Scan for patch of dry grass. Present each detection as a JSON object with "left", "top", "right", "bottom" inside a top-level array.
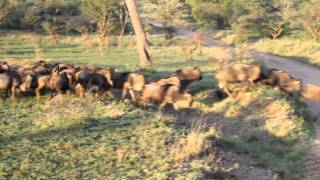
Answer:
[{"left": 170, "top": 117, "right": 221, "bottom": 162}]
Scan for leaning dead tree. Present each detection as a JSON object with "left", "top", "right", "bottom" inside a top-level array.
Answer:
[{"left": 125, "top": 0, "right": 152, "bottom": 68}]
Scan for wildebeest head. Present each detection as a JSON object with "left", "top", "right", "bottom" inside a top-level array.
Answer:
[
  {"left": 99, "top": 68, "right": 114, "bottom": 86},
  {"left": 129, "top": 73, "right": 145, "bottom": 92},
  {"left": 0, "top": 61, "right": 9, "bottom": 72},
  {"left": 283, "top": 77, "right": 302, "bottom": 93},
  {"left": 52, "top": 67, "right": 60, "bottom": 76},
  {"left": 174, "top": 66, "right": 202, "bottom": 81}
]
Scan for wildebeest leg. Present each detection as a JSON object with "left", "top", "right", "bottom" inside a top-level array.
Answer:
[
  {"left": 222, "top": 86, "right": 232, "bottom": 97},
  {"left": 218, "top": 82, "right": 233, "bottom": 97},
  {"left": 5, "top": 88, "right": 10, "bottom": 98},
  {"left": 138, "top": 94, "right": 148, "bottom": 107},
  {"left": 104, "top": 90, "right": 114, "bottom": 98},
  {"left": 10, "top": 87, "right": 16, "bottom": 100},
  {"left": 75, "top": 83, "right": 85, "bottom": 97},
  {"left": 247, "top": 80, "right": 255, "bottom": 90},
  {"left": 128, "top": 89, "right": 136, "bottom": 102},
  {"left": 121, "top": 88, "right": 128, "bottom": 99},
  {"left": 158, "top": 102, "right": 166, "bottom": 113},
  {"left": 35, "top": 88, "right": 41, "bottom": 99}
]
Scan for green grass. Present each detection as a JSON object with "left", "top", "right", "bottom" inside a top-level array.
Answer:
[{"left": 0, "top": 31, "right": 314, "bottom": 179}]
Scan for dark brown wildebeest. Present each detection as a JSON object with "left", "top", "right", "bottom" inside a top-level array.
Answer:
[
  {"left": 52, "top": 63, "right": 77, "bottom": 91},
  {"left": 49, "top": 67, "right": 70, "bottom": 96},
  {"left": 75, "top": 68, "right": 114, "bottom": 97},
  {"left": 261, "top": 69, "right": 301, "bottom": 93},
  {"left": 111, "top": 72, "right": 145, "bottom": 102},
  {"left": 215, "top": 64, "right": 262, "bottom": 96},
  {"left": 139, "top": 83, "right": 192, "bottom": 110}
]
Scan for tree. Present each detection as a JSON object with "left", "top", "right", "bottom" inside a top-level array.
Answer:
[
  {"left": 141, "top": 0, "right": 190, "bottom": 26},
  {"left": 125, "top": 0, "right": 152, "bottom": 68},
  {"left": 0, "top": 0, "right": 11, "bottom": 23},
  {"left": 0, "top": 0, "right": 24, "bottom": 28},
  {"left": 290, "top": 0, "right": 320, "bottom": 41},
  {"left": 187, "top": 0, "right": 234, "bottom": 29},
  {"left": 81, "top": 0, "right": 120, "bottom": 47},
  {"left": 231, "top": 0, "right": 280, "bottom": 42},
  {"left": 265, "top": 0, "right": 303, "bottom": 39},
  {"left": 115, "top": 1, "right": 130, "bottom": 47}
]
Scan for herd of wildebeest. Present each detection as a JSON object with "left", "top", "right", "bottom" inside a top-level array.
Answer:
[{"left": 0, "top": 60, "right": 320, "bottom": 110}]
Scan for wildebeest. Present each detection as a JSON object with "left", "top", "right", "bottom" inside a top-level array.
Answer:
[
  {"left": 49, "top": 68, "right": 70, "bottom": 95},
  {"left": 215, "top": 64, "right": 262, "bottom": 96},
  {"left": 139, "top": 83, "right": 193, "bottom": 110},
  {"left": 161, "top": 85, "right": 193, "bottom": 110},
  {"left": 261, "top": 69, "right": 301, "bottom": 93},
  {"left": 156, "top": 66, "right": 202, "bottom": 93},
  {"left": 111, "top": 72, "right": 145, "bottom": 102},
  {"left": 75, "top": 68, "right": 114, "bottom": 97},
  {"left": 18, "top": 60, "right": 52, "bottom": 75},
  {"left": 33, "top": 75, "right": 51, "bottom": 98},
  {"left": 18, "top": 73, "right": 38, "bottom": 93},
  {"left": 174, "top": 66, "right": 202, "bottom": 81},
  {"left": 0, "top": 70, "right": 38, "bottom": 99},
  {"left": 53, "top": 63, "right": 77, "bottom": 90},
  {"left": 0, "top": 71, "right": 21, "bottom": 98},
  {"left": 20, "top": 66, "right": 70, "bottom": 98},
  {"left": 300, "top": 84, "right": 320, "bottom": 101}
]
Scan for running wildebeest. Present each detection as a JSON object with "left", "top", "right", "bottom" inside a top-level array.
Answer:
[
  {"left": 75, "top": 68, "right": 114, "bottom": 97},
  {"left": 111, "top": 71, "right": 145, "bottom": 102},
  {"left": 215, "top": 64, "right": 262, "bottom": 96},
  {"left": 300, "top": 84, "right": 320, "bottom": 101},
  {"left": 139, "top": 83, "right": 193, "bottom": 110},
  {"left": 261, "top": 69, "right": 301, "bottom": 93},
  {"left": 156, "top": 66, "right": 202, "bottom": 93}
]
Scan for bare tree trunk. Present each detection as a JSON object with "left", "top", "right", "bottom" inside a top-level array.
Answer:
[{"left": 125, "top": 0, "right": 152, "bottom": 68}]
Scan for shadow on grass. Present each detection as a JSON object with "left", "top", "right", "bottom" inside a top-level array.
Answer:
[
  {"left": 162, "top": 92, "right": 313, "bottom": 179},
  {"left": 0, "top": 115, "right": 143, "bottom": 147}
]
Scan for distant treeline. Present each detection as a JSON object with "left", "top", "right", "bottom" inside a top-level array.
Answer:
[
  {"left": 0, "top": 0, "right": 130, "bottom": 36},
  {"left": 187, "top": 0, "right": 320, "bottom": 42},
  {"left": 0, "top": 0, "right": 319, "bottom": 42}
]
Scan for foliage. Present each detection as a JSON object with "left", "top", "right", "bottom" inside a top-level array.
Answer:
[
  {"left": 289, "top": 0, "right": 320, "bottom": 41},
  {"left": 187, "top": 0, "right": 234, "bottom": 29},
  {"left": 141, "top": 0, "right": 191, "bottom": 26}
]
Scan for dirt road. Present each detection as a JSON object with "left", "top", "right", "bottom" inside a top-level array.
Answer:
[{"left": 175, "top": 28, "right": 320, "bottom": 179}]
